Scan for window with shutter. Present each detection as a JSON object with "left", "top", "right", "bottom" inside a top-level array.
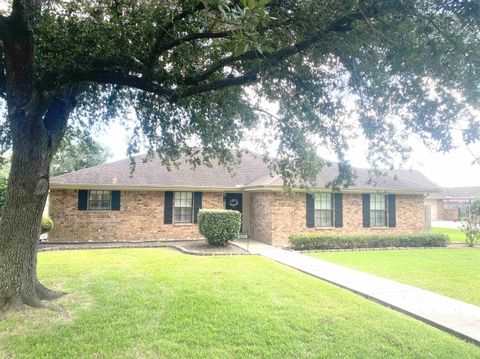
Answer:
[
  {"left": 174, "top": 192, "right": 193, "bottom": 223},
  {"left": 370, "top": 194, "right": 387, "bottom": 227},
  {"left": 314, "top": 193, "right": 333, "bottom": 227},
  {"left": 88, "top": 190, "right": 111, "bottom": 210}
]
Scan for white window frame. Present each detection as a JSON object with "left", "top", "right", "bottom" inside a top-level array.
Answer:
[
  {"left": 314, "top": 193, "right": 334, "bottom": 227},
  {"left": 173, "top": 192, "right": 194, "bottom": 224},
  {"left": 370, "top": 194, "right": 387, "bottom": 227}
]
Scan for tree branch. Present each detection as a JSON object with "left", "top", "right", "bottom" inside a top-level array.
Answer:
[
  {"left": 177, "top": 72, "right": 258, "bottom": 98},
  {"left": 183, "top": 50, "right": 261, "bottom": 85},
  {"left": 43, "top": 86, "right": 83, "bottom": 153},
  {"left": 69, "top": 70, "right": 173, "bottom": 97},
  {"left": 157, "top": 31, "right": 230, "bottom": 54},
  {"left": 3, "top": 0, "right": 40, "bottom": 108},
  {"left": 146, "top": 2, "right": 206, "bottom": 70},
  {"left": 183, "top": 6, "right": 386, "bottom": 86},
  {"left": 54, "top": 3, "right": 398, "bottom": 102}
]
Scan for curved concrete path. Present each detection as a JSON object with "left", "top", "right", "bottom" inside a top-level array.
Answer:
[{"left": 234, "top": 239, "right": 480, "bottom": 345}]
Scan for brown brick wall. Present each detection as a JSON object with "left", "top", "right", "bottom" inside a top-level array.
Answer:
[
  {"left": 50, "top": 189, "right": 426, "bottom": 246},
  {"left": 249, "top": 192, "right": 274, "bottom": 244},
  {"left": 48, "top": 190, "right": 224, "bottom": 242},
  {"left": 249, "top": 192, "right": 426, "bottom": 247},
  {"left": 436, "top": 199, "right": 460, "bottom": 221}
]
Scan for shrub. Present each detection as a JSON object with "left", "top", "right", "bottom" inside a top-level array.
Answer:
[
  {"left": 198, "top": 209, "right": 241, "bottom": 246},
  {"left": 460, "top": 200, "right": 480, "bottom": 247},
  {"left": 41, "top": 216, "right": 54, "bottom": 234},
  {"left": 289, "top": 232, "right": 449, "bottom": 251}
]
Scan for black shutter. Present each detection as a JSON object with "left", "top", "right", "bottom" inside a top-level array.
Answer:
[
  {"left": 306, "top": 193, "right": 315, "bottom": 228},
  {"left": 111, "top": 191, "right": 121, "bottom": 211},
  {"left": 78, "top": 190, "right": 88, "bottom": 211},
  {"left": 193, "top": 192, "right": 202, "bottom": 223},
  {"left": 164, "top": 191, "right": 173, "bottom": 224},
  {"left": 334, "top": 193, "right": 343, "bottom": 228},
  {"left": 388, "top": 194, "right": 396, "bottom": 227},
  {"left": 362, "top": 194, "right": 370, "bottom": 228}
]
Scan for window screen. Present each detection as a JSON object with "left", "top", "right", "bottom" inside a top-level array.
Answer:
[
  {"left": 174, "top": 192, "right": 193, "bottom": 223},
  {"left": 314, "top": 193, "right": 333, "bottom": 227},
  {"left": 88, "top": 190, "right": 111, "bottom": 210}
]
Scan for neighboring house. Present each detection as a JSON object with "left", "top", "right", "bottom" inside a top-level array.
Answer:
[
  {"left": 49, "top": 153, "right": 437, "bottom": 247},
  {"left": 425, "top": 187, "right": 480, "bottom": 221}
]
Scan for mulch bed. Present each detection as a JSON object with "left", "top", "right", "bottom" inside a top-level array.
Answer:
[{"left": 39, "top": 240, "right": 249, "bottom": 256}]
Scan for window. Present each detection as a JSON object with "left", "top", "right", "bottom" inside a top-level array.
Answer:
[
  {"left": 314, "top": 193, "right": 333, "bottom": 227},
  {"left": 443, "top": 200, "right": 458, "bottom": 210},
  {"left": 88, "top": 190, "right": 111, "bottom": 210},
  {"left": 370, "top": 194, "right": 387, "bottom": 227},
  {"left": 444, "top": 200, "right": 471, "bottom": 216},
  {"left": 174, "top": 192, "right": 193, "bottom": 223}
]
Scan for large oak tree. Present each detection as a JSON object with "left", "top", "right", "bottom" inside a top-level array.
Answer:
[{"left": 0, "top": 0, "right": 479, "bottom": 309}]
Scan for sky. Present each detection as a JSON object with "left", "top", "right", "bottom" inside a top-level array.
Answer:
[{"left": 97, "top": 119, "right": 480, "bottom": 188}]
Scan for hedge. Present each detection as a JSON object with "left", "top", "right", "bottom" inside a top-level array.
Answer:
[
  {"left": 198, "top": 209, "right": 242, "bottom": 246},
  {"left": 289, "top": 232, "right": 449, "bottom": 251}
]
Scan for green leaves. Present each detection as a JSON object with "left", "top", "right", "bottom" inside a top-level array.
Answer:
[
  {"left": 198, "top": 209, "right": 242, "bottom": 245},
  {"left": 460, "top": 199, "right": 480, "bottom": 247},
  {"left": 289, "top": 233, "right": 449, "bottom": 251},
  {"left": 2, "top": 0, "right": 480, "bottom": 188},
  {"left": 51, "top": 129, "right": 112, "bottom": 176}
]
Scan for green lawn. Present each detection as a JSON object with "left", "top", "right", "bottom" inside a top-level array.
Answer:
[
  {"left": 431, "top": 227, "right": 465, "bottom": 243},
  {"left": 1, "top": 249, "right": 479, "bottom": 358},
  {"left": 310, "top": 249, "right": 480, "bottom": 306}
]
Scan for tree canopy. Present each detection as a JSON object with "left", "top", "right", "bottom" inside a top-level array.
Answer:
[
  {"left": 0, "top": 0, "right": 479, "bottom": 187},
  {"left": 50, "top": 130, "right": 111, "bottom": 176}
]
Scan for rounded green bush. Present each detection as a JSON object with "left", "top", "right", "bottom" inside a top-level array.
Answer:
[
  {"left": 41, "top": 216, "right": 54, "bottom": 234},
  {"left": 198, "top": 209, "right": 241, "bottom": 246}
]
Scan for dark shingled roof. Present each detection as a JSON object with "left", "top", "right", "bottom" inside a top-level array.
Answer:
[
  {"left": 50, "top": 153, "right": 438, "bottom": 193},
  {"left": 426, "top": 186, "right": 480, "bottom": 199}
]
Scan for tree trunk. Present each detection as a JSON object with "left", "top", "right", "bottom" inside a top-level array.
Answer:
[
  {"left": 0, "top": 109, "right": 64, "bottom": 310},
  {"left": 0, "top": 0, "right": 70, "bottom": 310}
]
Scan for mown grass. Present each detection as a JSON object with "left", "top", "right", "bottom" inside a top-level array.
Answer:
[
  {"left": 310, "top": 248, "right": 480, "bottom": 306},
  {"left": 431, "top": 227, "right": 465, "bottom": 243},
  {"left": 1, "top": 248, "right": 479, "bottom": 358}
]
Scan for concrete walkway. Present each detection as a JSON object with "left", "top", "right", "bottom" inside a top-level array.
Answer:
[{"left": 234, "top": 239, "right": 480, "bottom": 345}]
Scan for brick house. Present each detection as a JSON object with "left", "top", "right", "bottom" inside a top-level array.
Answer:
[
  {"left": 49, "top": 153, "right": 437, "bottom": 247},
  {"left": 425, "top": 187, "right": 480, "bottom": 221}
]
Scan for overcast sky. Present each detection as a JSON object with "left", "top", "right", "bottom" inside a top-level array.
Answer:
[{"left": 97, "top": 119, "right": 480, "bottom": 188}]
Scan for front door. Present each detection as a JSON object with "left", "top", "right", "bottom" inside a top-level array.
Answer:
[
  {"left": 225, "top": 193, "right": 243, "bottom": 231},
  {"left": 225, "top": 193, "right": 243, "bottom": 213}
]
